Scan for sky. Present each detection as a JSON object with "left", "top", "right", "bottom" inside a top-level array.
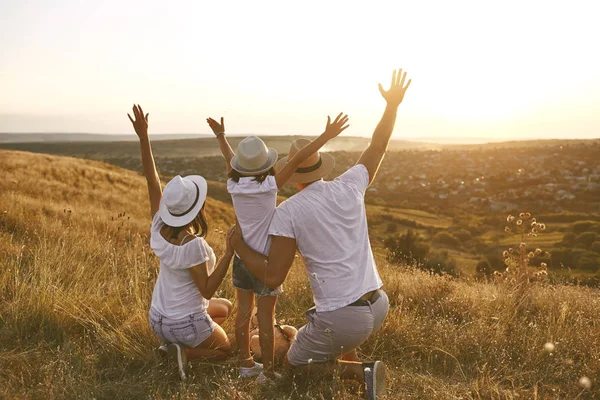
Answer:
[{"left": 1, "top": 0, "right": 599, "bottom": 140}]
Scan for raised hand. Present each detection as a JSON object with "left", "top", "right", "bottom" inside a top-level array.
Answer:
[
  {"left": 127, "top": 104, "right": 149, "bottom": 139},
  {"left": 322, "top": 112, "right": 350, "bottom": 140},
  {"left": 206, "top": 117, "right": 225, "bottom": 136},
  {"left": 378, "top": 69, "right": 411, "bottom": 107}
]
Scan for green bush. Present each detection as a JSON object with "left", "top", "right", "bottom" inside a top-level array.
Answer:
[
  {"left": 453, "top": 229, "right": 472, "bottom": 242},
  {"left": 591, "top": 241, "right": 600, "bottom": 254},
  {"left": 385, "top": 230, "right": 430, "bottom": 264},
  {"left": 424, "top": 251, "right": 458, "bottom": 277},
  {"left": 570, "top": 221, "right": 600, "bottom": 234},
  {"left": 432, "top": 232, "right": 461, "bottom": 248},
  {"left": 576, "top": 232, "right": 597, "bottom": 249}
]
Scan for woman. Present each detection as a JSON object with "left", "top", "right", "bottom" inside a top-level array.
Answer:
[{"left": 128, "top": 104, "right": 233, "bottom": 381}]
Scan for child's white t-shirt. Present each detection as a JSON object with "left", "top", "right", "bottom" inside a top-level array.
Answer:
[
  {"left": 227, "top": 175, "right": 278, "bottom": 256},
  {"left": 149, "top": 213, "right": 216, "bottom": 319}
]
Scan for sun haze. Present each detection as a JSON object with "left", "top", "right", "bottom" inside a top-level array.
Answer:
[{"left": 1, "top": 0, "right": 599, "bottom": 140}]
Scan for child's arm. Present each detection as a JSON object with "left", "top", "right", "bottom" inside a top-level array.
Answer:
[
  {"left": 128, "top": 104, "right": 162, "bottom": 217},
  {"left": 275, "top": 113, "right": 349, "bottom": 189},
  {"left": 207, "top": 117, "right": 234, "bottom": 173}
]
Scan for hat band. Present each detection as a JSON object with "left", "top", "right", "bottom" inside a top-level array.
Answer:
[
  {"left": 237, "top": 156, "right": 274, "bottom": 173},
  {"left": 169, "top": 182, "right": 200, "bottom": 217},
  {"left": 295, "top": 157, "right": 322, "bottom": 173}
]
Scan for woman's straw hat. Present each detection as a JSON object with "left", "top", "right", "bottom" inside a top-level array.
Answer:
[
  {"left": 275, "top": 139, "right": 335, "bottom": 183},
  {"left": 159, "top": 175, "right": 207, "bottom": 227},
  {"left": 230, "top": 136, "right": 278, "bottom": 175}
]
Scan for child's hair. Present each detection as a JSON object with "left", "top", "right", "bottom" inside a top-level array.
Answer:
[
  {"left": 228, "top": 167, "right": 275, "bottom": 183},
  {"left": 165, "top": 205, "right": 208, "bottom": 240}
]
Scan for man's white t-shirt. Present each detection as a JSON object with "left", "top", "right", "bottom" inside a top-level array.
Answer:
[
  {"left": 268, "top": 164, "right": 383, "bottom": 312},
  {"left": 149, "top": 213, "right": 215, "bottom": 319},
  {"left": 228, "top": 175, "right": 278, "bottom": 256}
]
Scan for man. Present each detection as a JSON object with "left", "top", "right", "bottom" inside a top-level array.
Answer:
[{"left": 231, "top": 69, "right": 411, "bottom": 399}]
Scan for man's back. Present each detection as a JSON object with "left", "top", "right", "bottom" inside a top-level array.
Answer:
[{"left": 269, "top": 164, "right": 382, "bottom": 312}]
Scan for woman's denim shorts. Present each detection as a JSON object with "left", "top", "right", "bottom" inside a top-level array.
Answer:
[
  {"left": 232, "top": 256, "right": 283, "bottom": 297},
  {"left": 149, "top": 308, "right": 216, "bottom": 348}
]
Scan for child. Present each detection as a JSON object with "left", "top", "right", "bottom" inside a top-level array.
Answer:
[{"left": 206, "top": 113, "right": 349, "bottom": 382}]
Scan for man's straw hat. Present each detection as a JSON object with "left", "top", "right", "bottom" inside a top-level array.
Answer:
[{"left": 275, "top": 139, "right": 335, "bottom": 183}]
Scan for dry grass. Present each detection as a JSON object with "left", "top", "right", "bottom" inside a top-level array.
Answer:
[{"left": 1, "top": 149, "right": 599, "bottom": 399}]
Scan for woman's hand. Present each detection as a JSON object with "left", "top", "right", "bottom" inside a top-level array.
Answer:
[
  {"left": 228, "top": 222, "right": 244, "bottom": 251},
  {"left": 321, "top": 112, "right": 350, "bottom": 140},
  {"left": 378, "top": 69, "right": 411, "bottom": 108},
  {"left": 207, "top": 117, "right": 225, "bottom": 136},
  {"left": 127, "top": 104, "right": 149, "bottom": 139}
]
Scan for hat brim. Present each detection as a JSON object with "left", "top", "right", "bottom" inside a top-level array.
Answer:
[
  {"left": 159, "top": 175, "right": 208, "bottom": 227},
  {"left": 230, "top": 147, "right": 278, "bottom": 175},
  {"left": 274, "top": 152, "right": 335, "bottom": 184}
]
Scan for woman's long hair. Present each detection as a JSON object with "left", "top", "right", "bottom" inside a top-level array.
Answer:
[
  {"left": 164, "top": 205, "right": 208, "bottom": 241},
  {"left": 228, "top": 167, "right": 275, "bottom": 183}
]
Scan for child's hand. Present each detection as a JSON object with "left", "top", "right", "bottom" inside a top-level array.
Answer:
[
  {"left": 321, "top": 113, "right": 350, "bottom": 140},
  {"left": 127, "top": 104, "right": 149, "bottom": 139},
  {"left": 207, "top": 117, "right": 225, "bottom": 136}
]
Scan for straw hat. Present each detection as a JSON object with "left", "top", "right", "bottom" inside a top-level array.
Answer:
[
  {"left": 230, "top": 136, "right": 278, "bottom": 175},
  {"left": 275, "top": 139, "right": 335, "bottom": 183},
  {"left": 159, "top": 175, "right": 208, "bottom": 227}
]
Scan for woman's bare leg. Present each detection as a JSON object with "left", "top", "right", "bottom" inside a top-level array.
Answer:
[
  {"left": 207, "top": 297, "right": 233, "bottom": 326},
  {"left": 184, "top": 324, "right": 232, "bottom": 361},
  {"left": 235, "top": 289, "right": 255, "bottom": 368},
  {"left": 257, "top": 295, "right": 277, "bottom": 376}
]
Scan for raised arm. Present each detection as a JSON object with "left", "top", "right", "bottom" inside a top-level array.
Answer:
[
  {"left": 128, "top": 104, "right": 162, "bottom": 217},
  {"left": 189, "top": 227, "right": 235, "bottom": 299},
  {"left": 357, "top": 69, "right": 411, "bottom": 185},
  {"left": 207, "top": 117, "right": 235, "bottom": 173},
  {"left": 275, "top": 113, "right": 349, "bottom": 188},
  {"left": 230, "top": 225, "right": 296, "bottom": 289}
]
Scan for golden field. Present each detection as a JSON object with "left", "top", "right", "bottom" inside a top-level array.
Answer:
[{"left": 1, "top": 149, "right": 599, "bottom": 399}]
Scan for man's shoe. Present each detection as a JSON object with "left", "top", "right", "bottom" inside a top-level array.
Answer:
[
  {"left": 363, "top": 361, "right": 386, "bottom": 400},
  {"left": 239, "top": 361, "right": 264, "bottom": 378},
  {"left": 167, "top": 343, "right": 187, "bottom": 381}
]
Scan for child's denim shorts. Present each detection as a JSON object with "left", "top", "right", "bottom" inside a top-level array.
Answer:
[
  {"left": 149, "top": 308, "right": 216, "bottom": 348},
  {"left": 232, "top": 256, "right": 283, "bottom": 297}
]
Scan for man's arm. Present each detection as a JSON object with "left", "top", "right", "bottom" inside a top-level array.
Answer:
[
  {"left": 207, "top": 117, "right": 235, "bottom": 173},
  {"left": 128, "top": 104, "right": 162, "bottom": 217},
  {"left": 275, "top": 113, "right": 349, "bottom": 188},
  {"left": 357, "top": 69, "right": 411, "bottom": 185},
  {"left": 230, "top": 226, "right": 296, "bottom": 289}
]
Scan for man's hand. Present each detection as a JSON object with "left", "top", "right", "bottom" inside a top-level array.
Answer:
[
  {"left": 321, "top": 112, "right": 350, "bottom": 140},
  {"left": 207, "top": 117, "right": 225, "bottom": 136},
  {"left": 228, "top": 222, "right": 243, "bottom": 250},
  {"left": 378, "top": 69, "right": 411, "bottom": 108},
  {"left": 127, "top": 104, "right": 149, "bottom": 138},
  {"left": 225, "top": 225, "right": 236, "bottom": 256}
]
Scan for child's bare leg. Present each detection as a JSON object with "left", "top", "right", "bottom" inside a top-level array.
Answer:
[
  {"left": 235, "top": 289, "right": 255, "bottom": 367},
  {"left": 207, "top": 298, "right": 233, "bottom": 326},
  {"left": 257, "top": 295, "right": 277, "bottom": 376}
]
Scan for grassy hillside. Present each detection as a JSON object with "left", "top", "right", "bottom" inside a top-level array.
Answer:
[{"left": 1, "top": 150, "right": 599, "bottom": 399}]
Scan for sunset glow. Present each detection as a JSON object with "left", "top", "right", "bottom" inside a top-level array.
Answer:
[{"left": 1, "top": 0, "right": 599, "bottom": 140}]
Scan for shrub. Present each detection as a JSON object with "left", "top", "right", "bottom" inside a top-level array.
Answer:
[
  {"left": 432, "top": 232, "right": 461, "bottom": 248},
  {"left": 424, "top": 251, "right": 458, "bottom": 276},
  {"left": 570, "top": 220, "right": 599, "bottom": 234},
  {"left": 385, "top": 230, "right": 430, "bottom": 264},
  {"left": 475, "top": 260, "right": 493, "bottom": 278},
  {"left": 575, "top": 232, "right": 597, "bottom": 249},
  {"left": 386, "top": 222, "right": 397, "bottom": 233},
  {"left": 591, "top": 241, "right": 600, "bottom": 254},
  {"left": 453, "top": 229, "right": 472, "bottom": 242}
]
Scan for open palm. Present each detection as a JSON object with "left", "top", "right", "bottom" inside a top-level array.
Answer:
[
  {"left": 127, "top": 104, "right": 149, "bottom": 138},
  {"left": 379, "top": 69, "right": 411, "bottom": 107},
  {"left": 322, "top": 112, "right": 350, "bottom": 140}
]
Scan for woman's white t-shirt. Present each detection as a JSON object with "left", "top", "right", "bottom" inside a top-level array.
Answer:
[
  {"left": 227, "top": 175, "right": 278, "bottom": 256},
  {"left": 149, "top": 213, "right": 216, "bottom": 319}
]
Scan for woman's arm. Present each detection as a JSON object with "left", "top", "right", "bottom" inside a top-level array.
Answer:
[
  {"left": 128, "top": 104, "right": 162, "bottom": 217},
  {"left": 207, "top": 117, "right": 234, "bottom": 173},
  {"left": 189, "top": 228, "right": 236, "bottom": 299},
  {"left": 274, "top": 113, "right": 349, "bottom": 188}
]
